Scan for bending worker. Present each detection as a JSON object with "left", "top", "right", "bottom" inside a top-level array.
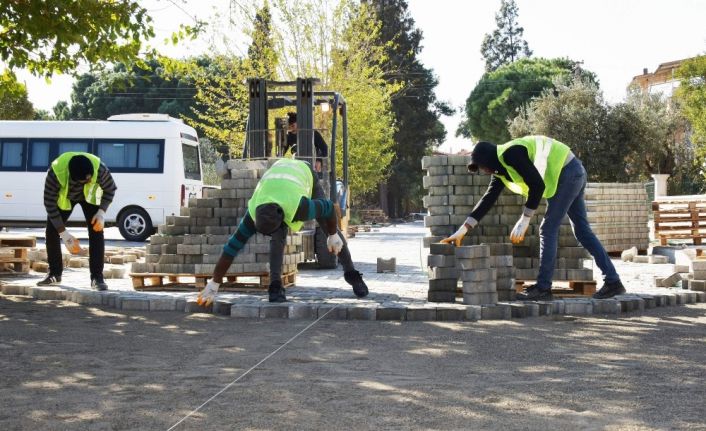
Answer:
[
  {"left": 198, "top": 158, "right": 368, "bottom": 305},
  {"left": 38, "top": 152, "right": 117, "bottom": 290},
  {"left": 441, "top": 136, "right": 625, "bottom": 301}
]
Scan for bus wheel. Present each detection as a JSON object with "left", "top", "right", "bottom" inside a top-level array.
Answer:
[{"left": 118, "top": 207, "right": 153, "bottom": 242}]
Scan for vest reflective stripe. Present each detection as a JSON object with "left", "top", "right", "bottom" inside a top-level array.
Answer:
[
  {"left": 496, "top": 136, "right": 571, "bottom": 199},
  {"left": 51, "top": 152, "right": 102, "bottom": 210},
  {"left": 247, "top": 159, "right": 313, "bottom": 232}
]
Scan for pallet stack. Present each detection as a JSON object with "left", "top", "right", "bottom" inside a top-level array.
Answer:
[
  {"left": 0, "top": 235, "right": 34, "bottom": 274},
  {"left": 586, "top": 183, "right": 650, "bottom": 252},
  {"left": 427, "top": 243, "right": 458, "bottom": 303},
  {"left": 456, "top": 245, "right": 497, "bottom": 305},
  {"left": 131, "top": 159, "right": 305, "bottom": 288}
]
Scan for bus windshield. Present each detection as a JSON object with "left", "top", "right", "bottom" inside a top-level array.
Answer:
[{"left": 182, "top": 143, "right": 201, "bottom": 180}]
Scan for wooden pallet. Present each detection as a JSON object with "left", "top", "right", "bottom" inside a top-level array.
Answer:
[
  {"left": 0, "top": 235, "right": 36, "bottom": 248},
  {"left": 0, "top": 247, "right": 30, "bottom": 274},
  {"left": 130, "top": 271, "right": 296, "bottom": 292},
  {"left": 652, "top": 200, "right": 706, "bottom": 245},
  {"left": 515, "top": 280, "right": 597, "bottom": 297}
]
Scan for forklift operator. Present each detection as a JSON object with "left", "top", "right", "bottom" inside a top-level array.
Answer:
[{"left": 283, "top": 112, "right": 328, "bottom": 172}]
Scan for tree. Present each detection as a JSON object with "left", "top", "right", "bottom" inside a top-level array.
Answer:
[
  {"left": 0, "top": 70, "right": 34, "bottom": 119},
  {"left": 246, "top": 0, "right": 278, "bottom": 79},
  {"left": 371, "top": 0, "right": 451, "bottom": 217},
  {"left": 0, "top": 0, "right": 155, "bottom": 76},
  {"left": 480, "top": 0, "right": 532, "bottom": 72},
  {"left": 675, "top": 55, "right": 706, "bottom": 158},
  {"left": 458, "top": 57, "right": 596, "bottom": 144}
]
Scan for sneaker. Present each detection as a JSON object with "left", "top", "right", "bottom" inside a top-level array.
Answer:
[
  {"left": 268, "top": 280, "right": 287, "bottom": 303},
  {"left": 37, "top": 274, "right": 61, "bottom": 286},
  {"left": 344, "top": 270, "right": 369, "bottom": 298},
  {"left": 91, "top": 276, "right": 108, "bottom": 291},
  {"left": 516, "top": 284, "right": 553, "bottom": 301},
  {"left": 593, "top": 280, "right": 626, "bottom": 299}
]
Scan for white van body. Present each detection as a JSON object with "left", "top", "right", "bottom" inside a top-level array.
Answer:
[{"left": 0, "top": 114, "right": 203, "bottom": 241}]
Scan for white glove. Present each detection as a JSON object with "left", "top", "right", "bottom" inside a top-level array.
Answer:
[
  {"left": 59, "top": 230, "right": 81, "bottom": 254},
  {"left": 197, "top": 279, "right": 220, "bottom": 307},
  {"left": 327, "top": 233, "right": 343, "bottom": 254},
  {"left": 441, "top": 224, "right": 469, "bottom": 247},
  {"left": 91, "top": 209, "right": 106, "bottom": 232},
  {"left": 510, "top": 215, "right": 531, "bottom": 244}
]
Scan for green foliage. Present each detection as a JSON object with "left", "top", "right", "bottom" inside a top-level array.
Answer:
[
  {"left": 0, "top": 0, "right": 155, "bottom": 76},
  {"left": 371, "top": 0, "right": 450, "bottom": 217},
  {"left": 458, "top": 57, "right": 595, "bottom": 145},
  {"left": 508, "top": 79, "right": 692, "bottom": 185},
  {"left": 675, "top": 55, "right": 706, "bottom": 158},
  {"left": 480, "top": 0, "right": 532, "bottom": 72},
  {"left": 0, "top": 70, "right": 34, "bottom": 119}
]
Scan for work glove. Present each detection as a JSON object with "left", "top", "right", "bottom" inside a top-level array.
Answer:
[
  {"left": 327, "top": 233, "right": 343, "bottom": 254},
  {"left": 91, "top": 209, "right": 106, "bottom": 232},
  {"left": 510, "top": 215, "right": 531, "bottom": 244},
  {"left": 197, "top": 279, "right": 220, "bottom": 307},
  {"left": 59, "top": 230, "right": 81, "bottom": 254},
  {"left": 440, "top": 224, "right": 469, "bottom": 247}
]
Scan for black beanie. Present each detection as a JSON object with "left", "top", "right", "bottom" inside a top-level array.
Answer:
[
  {"left": 468, "top": 141, "right": 502, "bottom": 174},
  {"left": 255, "top": 203, "right": 284, "bottom": 235},
  {"left": 68, "top": 155, "right": 93, "bottom": 181}
]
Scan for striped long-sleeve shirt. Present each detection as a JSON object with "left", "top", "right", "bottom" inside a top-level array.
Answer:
[
  {"left": 223, "top": 197, "right": 335, "bottom": 257},
  {"left": 44, "top": 162, "right": 118, "bottom": 231}
]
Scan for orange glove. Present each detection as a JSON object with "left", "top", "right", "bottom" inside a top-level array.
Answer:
[
  {"left": 91, "top": 209, "right": 106, "bottom": 232},
  {"left": 440, "top": 224, "right": 469, "bottom": 247}
]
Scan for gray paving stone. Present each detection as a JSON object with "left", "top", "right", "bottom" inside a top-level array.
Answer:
[
  {"left": 615, "top": 296, "right": 644, "bottom": 312},
  {"left": 550, "top": 300, "right": 566, "bottom": 315},
  {"left": 30, "top": 286, "right": 65, "bottom": 301},
  {"left": 120, "top": 297, "right": 151, "bottom": 311},
  {"left": 405, "top": 305, "right": 437, "bottom": 321},
  {"left": 288, "top": 303, "right": 317, "bottom": 319},
  {"left": 535, "top": 301, "right": 554, "bottom": 316},
  {"left": 591, "top": 299, "right": 621, "bottom": 315},
  {"left": 74, "top": 290, "right": 103, "bottom": 305},
  {"left": 694, "top": 291, "right": 706, "bottom": 302},
  {"left": 664, "top": 293, "right": 677, "bottom": 306},
  {"left": 652, "top": 294, "right": 668, "bottom": 307},
  {"left": 481, "top": 304, "right": 511, "bottom": 320},
  {"left": 146, "top": 297, "right": 176, "bottom": 312},
  {"left": 436, "top": 305, "right": 466, "bottom": 321},
  {"left": 637, "top": 294, "right": 656, "bottom": 309},
  {"left": 213, "top": 300, "right": 233, "bottom": 315},
  {"left": 464, "top": 305, "right": 482, "bottom": 321},
  {"left": 564, "top": 299, "right": 593, "bottom": 315},
  {"left": 230, "top": 304, "right": 261, "bottom": 318},
  {"left": 317, "top": 304, "right": 348, "bottom": 320},
  {"left": 184, "top": 299, "right": 212, "bottom": 314},
  {"left": 260, "top": 303, "right": 289, "bottom": 319},
  {"left": 101, "top": 292, "right": 119, "bottom": 308},
  {"left": 1, "top": 284, "right": 26, "bottom": 295},
  {"left": 347, "top": 305, "right": 377, "bottom": 320},
  {"left": 376, "top": 304, "right": 406, "bottom": 321},
  {"left": 462, "top": 292, "right": 498, "bottom": 305},
  {"left": 175, "top": 298, "right": 187, "bottom": 312},
  {"left": 427, "top": 290, "right": 456, "bottom": 303},
  {"left": 510, "top": 303, "right": 530, "bottom": 318}
]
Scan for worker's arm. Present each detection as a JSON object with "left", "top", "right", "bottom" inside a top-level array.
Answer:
[
  {"left": 293, "top": 197, "right": 337, "bottom": 235},
  {"left": 212, "top": 213, "right": 257, "bottom": 283},
  {"left": 43, "top": 170, "right": 66, "bottom": 233},
  {"left": 502, "top": 145, "right": 545, "bottom": 217},
  {"left": 96, "top": 163, "right": 117, "bottom": 212},
  {"left": 467, "top": 176, "right": 505, "bottom": 227},
  {"left": 314, "top": 131, "right": 329, "bottom": 157}
]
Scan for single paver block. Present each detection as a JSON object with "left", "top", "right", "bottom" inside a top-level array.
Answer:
[
  {"left": 230, "top": 304, "right": 261, "bottom": 318},
  {"left": 149, "top": 297, "right": 177, "bottom": 312},
  {"left": 637, "top": 294, "right": 656, "bottom": 309},
  {"left": 481, "top": 304, "right": 511, "bottom": 320},
  {"left": 213, "top": 300, "right": 233, "bottom": 316},
  {"left": 288, "top": 303, "right": 317, "bottom": 319},
  {"left": 376, "top": 257, "right": 397, "bottom": 273},
  {"left": 591, "top": 299, "right": 621, "bottom": 315},
  {"left": 101, "top": 292, "right": 119, "bottom": 308},
  {"left": 30, "top": 287, "right": 65, "bottom": 301},
  {"left": 454, "top": 245, "right": 490, "bottom": 259},
  {"left": 695, "top": 291, "right": 706, "bottom": 302},
  {"left": 427, "top": 290, "right": 456, "bottom": 303},
  {"left": 74, "top": 290, "right": 103, "bottom": 305},
  {"left": 660, "top": 273, "right": 683, "bottom": 287},
  {"left": 459, "top": 269, "right": 496, "bottom": 282},
  {"left": 436, "top": 306, "right": 465, "bottom": 321},
  {"left": 260, "top": 303, "right": 289, "bottom": 319},
  {"left": 347, "top": 305, "right": 377, "bottom": 320},
  {"left": 564, "top": 299, "right": 593, "bottom": 315},
  {"left": 317, "top": 304, "right": 348, "bottom": 319},
  {"left": 550, "top": 300, "right": 566, "bottom": 315},
  {"left": 535, "top": 301, "right": 554, "bottom": 316},
  {"left": 184, "top": 299, "right": 212, "bottom": 314},
  {"left": 376, "top": 304, "right": 406, "bottom": 321},
  {"left": 429, "top": 243, "right": 455, "bottom": 255},
  {"left": 428, "top": 279, "right": 458, "bottom": 292},
  {"left": 405, "top": 305, "right": 437, "bottom": 321},
  {"left": 120, "top": 297, "right": 150, "bottom": 311},
  {"left": 1, "top": 284, "right": 26, "bottom": 295},
  {"left": 427, "top": 255, "right": 455, "bottom": 268},
  {"left": 462, "top": 292, "right": 498, "bottom": 305},
  {"left": 510, "top": 303, "right": 529, "bottom": 318}
]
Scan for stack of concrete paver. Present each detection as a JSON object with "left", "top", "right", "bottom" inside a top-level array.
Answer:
[
  {"left": 584, "top": 183, "right": 650, "bottom": 253},
  {"left": 426, "top": 243, "right": 457, "bottom": 303},
  {"left": 131, "top": 159, "right": 304, "bottom": 279},
  {"left": 487, "top": 243, "right": 515, "bottom": 301},
  {"left": 456, "top": 245, "right": 497, "bottom": 305},
  {"left": 421, "top": 155, "right": 593, "bottom": 283}
]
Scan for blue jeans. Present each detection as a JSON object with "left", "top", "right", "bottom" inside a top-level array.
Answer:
[{"left": 536, "top": 158, "right": 620, "bottom": 290}]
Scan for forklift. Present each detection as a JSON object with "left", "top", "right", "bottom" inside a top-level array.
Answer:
[{"left": 239, "top": 77, "right": 350, "bottom": 269}]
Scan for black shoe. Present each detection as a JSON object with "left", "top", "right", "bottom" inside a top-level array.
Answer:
[
  {"left": 344, "top": 270, "right": 369, "bottom": 298},
  {"left": 37, "top": 274, "right": 61, "bottom": 286},
  {"left": 593, "top": 280, "right": 626, "bottom": 299},
  {"left": 516, "top": 284, "right": 553, "bottom": 301},
  {"left": 268, "top": 280, "right": 287, "bottom": 303},
  {"left": 91, "top": 276, "right": 108, "bottom": 291}
]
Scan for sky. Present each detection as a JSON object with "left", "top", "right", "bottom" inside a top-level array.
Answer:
[{"left": 13, "top": 0, "right": 706, "bottom": 153}]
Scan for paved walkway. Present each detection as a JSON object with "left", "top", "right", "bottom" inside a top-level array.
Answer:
[{"left": 1, "top": 222, "right": 704, "bottom": 320}]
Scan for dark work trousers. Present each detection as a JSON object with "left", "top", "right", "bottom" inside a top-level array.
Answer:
[{"left": 46, "top": 201, "right": 104, "bottom": 279}]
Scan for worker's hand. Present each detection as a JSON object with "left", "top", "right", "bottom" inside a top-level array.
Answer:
[
  {"left": 59, "top": 230, "right": 81, "bottom": 254},
  {"left": 327, "top": 234, "right": 343, "bottom": 254},
  {"left": 91, "top": 209, "right": 106, "bottom": 232},
  {"left": 440, "top": 224, "right": 469, "bottom": 247},
  {"left": 197, "top": 279, "right": 220, "bottom": 307},
  {"left": 510, "top": 215, "right": 531, "bottom": 244}
]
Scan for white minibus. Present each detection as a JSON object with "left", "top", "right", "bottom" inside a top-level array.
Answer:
[{"left": 0, "top": 113, "right": 203, "bottom": 241}]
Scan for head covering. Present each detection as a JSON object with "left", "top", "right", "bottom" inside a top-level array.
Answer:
[
  {"left": 287, "top": 112, "right": 297, "bottom": 125},
  {"left": 68, "top": 155, "right": 94, "bottom": 181},
  {"left": 255, "top": 203, "right": 284, "bottom": 235},
  {"left": 467, "top": 141, "right": 501, "bottom": 174}
]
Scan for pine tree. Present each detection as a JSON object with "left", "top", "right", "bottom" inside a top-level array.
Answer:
[{"left": 480, "top": 0, "right": 532, "bottom": 72}]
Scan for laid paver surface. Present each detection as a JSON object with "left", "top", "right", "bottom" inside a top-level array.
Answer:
[{"left": 1, "top": 295, "right": 705, "bottom": 430}]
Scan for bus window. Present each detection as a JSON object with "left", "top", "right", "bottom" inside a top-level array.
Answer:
[
  {"left": 0, "top": 139, "right": 25, "bottom": 170},
  {"left": 96, "top": 139, "right": 163, "bottom": 173},
  {"left": 58, "top": 140, "right": 90, "bottom": 154},
  {"left": 138, "top": 143, "right": 160, "bottom": 169},
  {"left": 182, "top": 143, "right": 201, "bottom": 180},
  {"left": 29, "top": 140, "right": 51, "bottom": 170}
]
